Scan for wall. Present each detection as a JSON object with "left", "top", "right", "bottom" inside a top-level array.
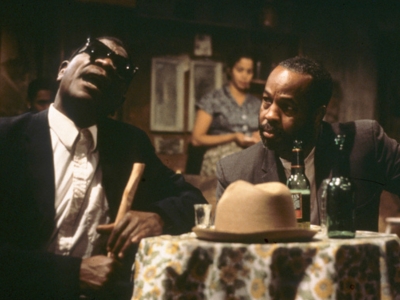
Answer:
[
  {"left": 120, "top": 14, "right": 298, "bottom": 172},
  {"left": 0, "top": 1, "right": 62, "bottom": 116},
  {"left": 1, "top": 0, "right": 399, "bottom": 170},
  {"left": 1, "top": 0, "right": 399, "bottom": 233},
  {"left": 297, "top": 2, "right": 378, "bottom": 123}
]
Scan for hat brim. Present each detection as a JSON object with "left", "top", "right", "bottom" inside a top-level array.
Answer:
[{"left": 193, "top": 227, "right": 318, "bottom": 243}]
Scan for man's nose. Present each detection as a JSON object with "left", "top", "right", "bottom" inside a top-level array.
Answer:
[
  {"left": 95, "top": 57, "right": 115, "bottom": 70},
  {"left": 264, "top": 102, "right": 280, "bottom": 122}
]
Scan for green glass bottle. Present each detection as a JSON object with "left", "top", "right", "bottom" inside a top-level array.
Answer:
[
  {"left": 286, "top": 140, "right": 311, "bottom": 229},
  {"left": 327, "top": 135, "right": 356, "bottom": 238}
]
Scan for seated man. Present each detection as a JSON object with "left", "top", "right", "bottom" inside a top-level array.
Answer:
[
  {"left": 217, "top": 56, "right": 400, "bottom": 232},
  {"left": 0, "top": 36, "right": 207, "bottom": 299}
]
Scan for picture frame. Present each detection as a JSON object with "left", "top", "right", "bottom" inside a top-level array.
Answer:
[
  {"left": 153, "top": 136, "right": 184, "bottom": 155},
  {"left": 150, "top": 56, "right": 189, "bottom": 132},
  {"left": 188, "top": 59, "right": 223, "bottom": 131}
]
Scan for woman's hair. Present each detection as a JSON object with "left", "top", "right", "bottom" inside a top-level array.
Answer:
[
  {"left": 225, "top": 49, "right": 254, "bottom": 80},
  {"left": 226, "top": 49, "right": 254, "bottom": 70}
]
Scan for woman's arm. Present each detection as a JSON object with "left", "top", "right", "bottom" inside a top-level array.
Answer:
[
  {"left": 251, "top": 130, "right": 261, "bottom": 143},
  {"left": 191, "top": 110, "right": 255, "bottom": 147}
]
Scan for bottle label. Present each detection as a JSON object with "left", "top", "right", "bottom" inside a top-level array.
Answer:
[{"left": 291, "top": 192, "right": 302, "bottom": 219}]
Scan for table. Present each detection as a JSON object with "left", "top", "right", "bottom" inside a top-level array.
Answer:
[{"left": 132, "top": 231, "right": 400, "bottom": 299}]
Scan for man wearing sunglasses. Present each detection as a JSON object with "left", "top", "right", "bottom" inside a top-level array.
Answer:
[{"left": 0, "top": 37, "right": 207, "bottom": 299}]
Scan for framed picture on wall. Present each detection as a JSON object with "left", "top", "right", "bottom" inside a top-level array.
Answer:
[
  {"left": 153, "top": 136, "right": 184, "bottom": 155},
  {"left": 188, "top": 60, "right": 223, "bottom": 131},
  {"left": 150, "top": 56, "right": 189, "bottom": 132}
]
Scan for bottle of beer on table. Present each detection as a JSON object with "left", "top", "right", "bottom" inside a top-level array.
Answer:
[
  {"left": 327, "top": 135, "right": 355, "bottom": 238},
  {"left": 286, "top": 140, "right": 311, "bottom": 229}
]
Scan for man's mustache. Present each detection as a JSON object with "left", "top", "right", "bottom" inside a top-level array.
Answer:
[{"left": 258, "top": 123, "right": 280, "bottom": 134}]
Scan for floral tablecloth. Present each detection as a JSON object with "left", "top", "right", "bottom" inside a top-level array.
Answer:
[{"left": 132, "top": 231, "right": 400, "bottom": 299}]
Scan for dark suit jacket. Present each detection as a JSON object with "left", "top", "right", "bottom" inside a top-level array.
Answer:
[
  {"left": 0, "top": 110, "right": 207, "bottom": 299},
  {"left": 217, "top": 120, "right": 400, "bottom": 232}
]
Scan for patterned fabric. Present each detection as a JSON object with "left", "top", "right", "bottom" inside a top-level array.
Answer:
[
  {"left": 132, "top": 231, "right": 400, "bottom": 299},
  {"left": 196, "top": 86, "right": 261, "bottom": 176},
  {"left": 386, "top": 239, "right": 400, "bottom": 298},
  {"left": 196, "top": 85, "right": 260, "bottom": 136}
]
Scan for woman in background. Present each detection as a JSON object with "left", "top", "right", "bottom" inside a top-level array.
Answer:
[{"left": 191, "top": 51, "right": 261, "bottom": 176}]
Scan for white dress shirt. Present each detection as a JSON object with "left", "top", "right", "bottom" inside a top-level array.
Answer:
[
  {"left": 47, "top": 104, "right": 110, "bottom": 258},
  {"left": 280, "top": 147, "right": 318, "bottom": 224}
]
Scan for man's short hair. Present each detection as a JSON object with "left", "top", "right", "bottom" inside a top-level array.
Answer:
[
  {"left": 279, "top": 56, "right": 333, "bottom": 109},
  {"left": 27, "top": 78, "right": 56, "bottom": 103}
]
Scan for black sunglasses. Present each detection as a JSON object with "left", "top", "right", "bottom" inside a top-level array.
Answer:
[{"left": 75, "top": 37, "right": 139, "bottom": 82}]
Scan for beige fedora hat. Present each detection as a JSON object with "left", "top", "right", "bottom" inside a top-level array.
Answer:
[{"left": 193, "top": 180, "right": 317, "bottom": 243}]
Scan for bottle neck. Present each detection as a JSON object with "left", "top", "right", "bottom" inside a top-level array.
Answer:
[
  {"left": 332, "top": 148, "right": 349, "bottom": 178},
  {"left": 291, "top": 166, "right": 305, "bottom": 175},
  {"left": 290, "top": 148, "right": 306, "bottom": 175}
]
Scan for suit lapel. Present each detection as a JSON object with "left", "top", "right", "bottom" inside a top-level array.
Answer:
[
  {"left": 261, "top": 147, "right": 287, "bottom": 184},
  {"left": 25, "top": 111, "right": 56, "bottom": 235},
  {"left": 260, "top": 122, "right": 337, "bottom": 189}
]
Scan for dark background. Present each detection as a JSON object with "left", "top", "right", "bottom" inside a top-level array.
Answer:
[
  {"left": 1, "top": 0, "right": 400, "bottom": 171},
  {"left": 1, "top": 0, "right": 400, "bottom": 232}
]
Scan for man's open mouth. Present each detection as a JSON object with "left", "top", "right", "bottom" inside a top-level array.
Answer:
[{"left": 82, "top": 73, "right": 107, "bottom": 90}]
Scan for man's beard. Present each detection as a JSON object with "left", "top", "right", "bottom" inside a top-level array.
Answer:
[
  {"left": 258, "top": 123, "right": 291, "bottom": 155},
  {"left": 258, "top": 122, "right": 315, "bottom": 156}
]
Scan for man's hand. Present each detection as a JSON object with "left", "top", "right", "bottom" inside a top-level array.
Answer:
[
  {"left": 79, "top": 255, "right": 121, "bottom": 294},
  {"left": 96, "top": 210, "right": 164, "bottom": 259}
]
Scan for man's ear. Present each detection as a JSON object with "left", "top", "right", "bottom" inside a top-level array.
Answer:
[{"left": 57, "top": 61, "right": 69, "bottom": 81}]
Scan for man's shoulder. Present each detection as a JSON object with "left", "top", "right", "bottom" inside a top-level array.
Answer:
[
  {"left": 329, "top": 119, "right": 379, "bottom": 130},
  {"left": 225, "top": 142, "right": 265, "bottom": 159},
  {"left": 219, "top": 142, "right": 265, "bottom": 167},
  {"left": 216, "top": 142, "right": 270, "bottom": 185},
  {"left": 324, "top": 120, "right": 388, "bottom": 152},
  {"left": 0, "top": 112, "right": 36, "bottom": 135},
  {"left": 0, "top": 112, "right": 34, "bottom": 124},
  {"left": 97, "top": 118, "right": 155, "bottom": 162},
  {"left": 328, "top": 119, "right": 382, "bottom": 138},
  {"left": 99, "top": 117, "right": 148, "bottom": 138}
]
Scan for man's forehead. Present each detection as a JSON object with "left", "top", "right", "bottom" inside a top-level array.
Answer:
[
  {"left": 266, "top": 66, "right": 312, "bottom": 94},
  {"left": 98, "top": 38, "right": 129, "bottom": 58},
  {"left": 273, "top": 66, "right": 312, "bottom": 82}
]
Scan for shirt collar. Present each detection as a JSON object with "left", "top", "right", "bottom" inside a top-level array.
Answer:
[
  {"left": 224, "top": 85, "right": 248, "bottom": 106},
  {"left": 48, "top": 104, "right": 98, "bottom": 152}
]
